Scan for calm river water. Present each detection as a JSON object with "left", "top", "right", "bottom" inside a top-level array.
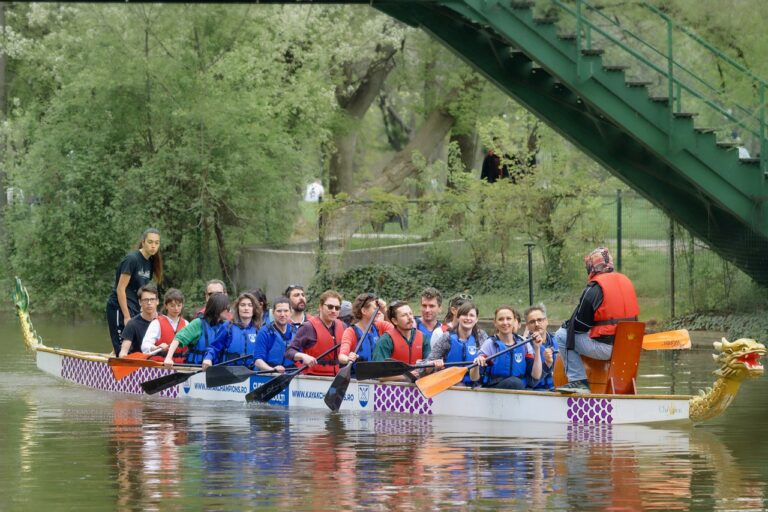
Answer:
[{"left": 1, "top": 313, "right": 767, "bottom": 511}]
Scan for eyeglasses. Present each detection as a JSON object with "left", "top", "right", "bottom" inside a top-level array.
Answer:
[
  {"left": 140, "top": 297, "right": 158, "bottom": 304},
  {"left": 324, "top": 304, "right": 341, "bottom": 311},
  {"left": 527, "top": 317, "right": 547, "bottom": 324}
]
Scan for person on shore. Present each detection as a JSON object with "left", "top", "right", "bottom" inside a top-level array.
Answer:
[
  {"left": 524, "top": 305, "right": 558, "bottom": 391},
  {"left": 338, "top": 293, "right": 383, "bottom": 366},
  {"left": 555, "top": 247, "right": 639, "bottom": 393},
  {"left": 285, "top": 290, "right": 345, "bottom": 376},
  {"left": 106, "top": 228, "right": 163, "bottom": 355},
  {"left": 470, "top": 305, "right": 542, "bottom": 389},
  {"left": 427, "top": 302, "right": 488, "bottom": 386},
  {"left": 253, "top": 296, "right": 296, "bottom": 373},
  {"left": 118, "top": 284, "right": 160, "bottom": 357},
  {"left": 202, "top": 292, "right": 262, "bottom": 369},
  {"left": 163, "top": 293, "right": 231, "bottom": 368},
  {"left": 141, "top": 288, "right": 188, "bottom": 363},
  {"left": 416, "top": 287, "right": 442, "bottom": 341},
  {"left": 285, "top": 284, "right": 309, "bottom": 327},
  {"left": 372, "top": 301, "right": 442, "bottom": 381}
]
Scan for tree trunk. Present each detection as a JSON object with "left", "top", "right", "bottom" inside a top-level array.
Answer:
[
  {"left": 0, "top": 2, "right": 7, "bottom": 216},
  {"left": 329, "top": 42, "right": 399, "bottom": 195}
]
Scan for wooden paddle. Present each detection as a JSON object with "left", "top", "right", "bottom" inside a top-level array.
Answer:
[
  {"left": 109, "top": 348, "right": 164, "bottom": 381},
  {"left": 415, "top": 336, "right": 533, "bottom": 399},
  {"left": 642, "top": 329, "right": 691, "bottom": 350},
  {"left": 245, "top": 342, "right": 342, "bottom": 403},
  {"left": 323, "top": 306, "right": 380, "bottom": 412},
  {"left": 355, "top": 360, "right": 477, "bottom": 380},
  {"left": 140, "top": 354, "right": 252, "bottom": 395},
  {"left": 205, "top": 365, "right": 281, "bottom": 388}
]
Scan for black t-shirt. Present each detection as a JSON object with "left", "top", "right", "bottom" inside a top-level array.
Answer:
[
  {"left": 120, "top": 315, "right": 153, "bottom": 354},
  {"left": 107, "top": 250, "right": 153, "bottom": 313}
]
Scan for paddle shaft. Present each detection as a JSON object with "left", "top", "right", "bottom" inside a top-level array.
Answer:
[
  {"left": 471, "top": 336, "right": 533, "bottom": 370},
  {"left": 141, "top": 354, "right": 253, "bottom": 395},
  {"left": 324, "top": 305, "right": 381, "bottom": 411},
  {"left": 246, "top": 342, "right": 342, "bottom": 402}
]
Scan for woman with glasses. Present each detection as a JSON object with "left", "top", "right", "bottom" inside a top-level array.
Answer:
[
  {"left": 106, "top": 228, "right": 163, "bottom": 355},
  {"left": 163, "top": 293, "right": 231, "bottom": 368},
  {"left": 470, "top": 305, "right": 543, "bottom": 390},
  {"left": 426, "top": 302, "right": 488, "bottom": 386},
  {"left": 202, "top": 292, "right": 263, "bottom": 368},
  {"left": 338, "top": 293, "right": 384, "bottom": 366}
]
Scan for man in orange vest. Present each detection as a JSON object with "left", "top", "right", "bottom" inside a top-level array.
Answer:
[
  {"left": 555, "top": 247, "right": 639, "bottom": 393},
  {"left": 285, "top": 290, "right": 345, "bottom": 376}
]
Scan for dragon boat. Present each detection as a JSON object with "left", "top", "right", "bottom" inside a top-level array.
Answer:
[{"left": 13, "top": 278, "right": 765, "bottom": 425}]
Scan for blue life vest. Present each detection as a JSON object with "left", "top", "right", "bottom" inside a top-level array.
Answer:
[
  {"left": 484, "top": 335, "right": 529, "bottom": 386},
  {"left": 265, "top": 322, "right": 296, "bottom": 367},
  {"left": 186, "top": 320, "right": 227, "bottom": 364},
  {"left": 415, "top": 318, "right": 439, "bottom": 341},
  {"left": 445, "top": 332, "right": 479, "bottom": 386},
  {"left": 224, "top": 322, "right": 259, "bottom": 365},
  {"left": 352, "top": 324, "right": 380, "bottom": 362}
]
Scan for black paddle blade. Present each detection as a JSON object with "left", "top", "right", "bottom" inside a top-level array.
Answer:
[
  {"left": 324, "top": 364, "right": 353, "bottom": 412},
  {"left": 355, "top": 360, "right": 413, "bottom": 380},
  {"left": 205, "top": 366, "right": 255, "bottom": 388},
  {"left": 245, "top": 372, "right": 297, "bottom": 403},
  {"left": 141, "top": 370, "right": 198, "bottom": 395}
]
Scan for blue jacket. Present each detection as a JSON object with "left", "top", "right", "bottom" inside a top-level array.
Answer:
[
  {"left": 204, "top": 322, "right": 259, "bottom": 366},
  {"left": 445, "top": 332, "right": 480, "bottom": 386},
  {"left": 255, "top": 322, "right": 296, "bottom": 368},
  {"left": 530, "top": 332, "right": 559, "bottom": 390}
]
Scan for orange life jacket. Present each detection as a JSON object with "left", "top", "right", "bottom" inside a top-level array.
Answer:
[
  {"left": 305, "top": 316, "right": 344, "bottom": 376},
  {"left": 388, "top": 328, "right": 424, "bottom": 365},
  {"left": 589, "top": 272, "right": 640, "bottom": 339}
]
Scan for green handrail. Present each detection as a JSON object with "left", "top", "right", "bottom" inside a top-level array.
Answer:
[{"left": 548, "top": 0, "right": 767, "bottom": 174}]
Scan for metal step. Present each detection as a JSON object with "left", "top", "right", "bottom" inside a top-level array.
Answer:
[
  {"left": 603, "top": 65, "right": 630, "bottom": 72},
  {"left": 673, "top": 112, "right": 698, "bottom": 119},
  {"left": 581, "top": 48, "right": 605, "bottom": 56},
  {"left": 649, "top": 96, "right": 669, "bottom": 103},
  {"left": 626, "top": 80, "right": 653, "bottom": 87}
]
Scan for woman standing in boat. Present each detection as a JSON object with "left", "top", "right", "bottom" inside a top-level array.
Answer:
[
  {"left": 470, "top": 305, "right": 543, "bottom": 389},
  {"left": 427, "top": 302, "right": 488, "bottom": 385},
  {"left": 202, "top": 292, "right": 262, "bottom": 368},
  {"left": 106, "top": 228, "right": 163, "bottom": 355},
  {"left": 163, "top": 293, "right": 231, "bottom": 368}
]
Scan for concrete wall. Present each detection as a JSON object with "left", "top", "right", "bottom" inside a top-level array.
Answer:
[{"left": 234, "top": 239, "right": 463, "bottom": 298}]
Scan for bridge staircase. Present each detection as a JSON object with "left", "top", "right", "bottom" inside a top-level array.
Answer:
[{"left": 373, "top": 0, "right": 768, "bottom": 284}]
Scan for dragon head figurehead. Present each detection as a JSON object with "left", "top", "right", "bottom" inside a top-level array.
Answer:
[
  {"left": 690, "top": 337, "right": 765, "bottom": 423},
  {"left": 712, "top": 337, "right": 765, "bottom": 379}
]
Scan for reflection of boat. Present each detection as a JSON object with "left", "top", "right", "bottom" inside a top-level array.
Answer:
[{"left": 14, "top": 278, "right": 765, "bottom": 425}]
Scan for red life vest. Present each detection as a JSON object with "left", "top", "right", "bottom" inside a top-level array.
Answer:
[
  {"left": 149, "top": 315, "right": 188, "bottom": 363},
  {"left": 388, "top": 328, "right": 424, "bottom": 365},
  {"left": 305, "top": 316, "right": 344, "bottom": 376},
  {"left": 589, "top": 272, "right": 640, "bottom": 339}
]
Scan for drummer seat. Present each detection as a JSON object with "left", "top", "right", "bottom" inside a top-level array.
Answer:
[{"left": 553, "top": 321, "right": 645, "bottom": 394}]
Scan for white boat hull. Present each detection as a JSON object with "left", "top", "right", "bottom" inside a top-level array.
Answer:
[{"left": 35, "top": 347, "right": 691, "bottom": 425}]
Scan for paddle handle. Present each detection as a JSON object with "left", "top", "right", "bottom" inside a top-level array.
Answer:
[{"left": 290, "top": 341, "right": 343, "bottom": 376}]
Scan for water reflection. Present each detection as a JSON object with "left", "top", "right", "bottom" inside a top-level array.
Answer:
[{"left": 91, "top": 399, "right": 767, "bottom": 511}]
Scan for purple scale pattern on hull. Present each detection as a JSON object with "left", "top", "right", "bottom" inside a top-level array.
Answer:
[
  {"left": 373, "top": 384, "right": 433, "bottom": 415},
  {"left": 60, "top": 357, "right": 179, "bottom": 398},
  {"left": 566, "top": 397, "right": 613, "bottom": 424}
]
